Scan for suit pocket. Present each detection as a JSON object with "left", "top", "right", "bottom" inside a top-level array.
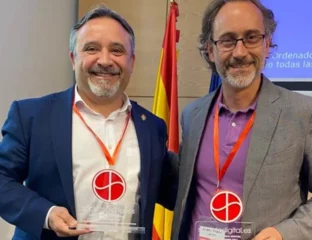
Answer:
[{"left": 263, "top": 143, "right": 298, "bottom": 165}]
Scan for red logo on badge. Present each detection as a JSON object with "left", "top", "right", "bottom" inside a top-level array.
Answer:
[
  {"left": 210, "top": 190, "right": 243, "bottom": 223},
  {"left": 92, "top": 169, "right": 126, "bottom": 202}
]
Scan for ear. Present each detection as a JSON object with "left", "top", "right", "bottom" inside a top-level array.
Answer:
[
  {"left": 207, "top": 41, "right": 216, "bottom": 62},
  {"left": 130, "top": 53, "right": 136, "bottom": 73},
  {"left": 69, "top": 51, "right": 76, "bottom": 71}
]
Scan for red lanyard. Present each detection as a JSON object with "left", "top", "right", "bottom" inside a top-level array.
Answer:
[
  {"left": 73, "top": 104, "right": 131, "bottom": 166},
  {"left": 213, "top": 104, "right": 256, "bottom": 191}
]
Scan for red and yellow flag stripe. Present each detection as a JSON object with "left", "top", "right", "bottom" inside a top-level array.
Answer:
[{"left": 152, "top": 2, "right": 179, "bottom": 240}]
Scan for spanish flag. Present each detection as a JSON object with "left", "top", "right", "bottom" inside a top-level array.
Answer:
[{"left": 152, "top": 2, "right": 179, "bottom": 240}]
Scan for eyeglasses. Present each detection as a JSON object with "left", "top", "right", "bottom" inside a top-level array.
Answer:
[{"left": 211, "top": 34, "right": 266, "bottom": 52}]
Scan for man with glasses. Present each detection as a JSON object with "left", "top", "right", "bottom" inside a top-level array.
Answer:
[{"left": 171, "top": 0, "right": 312, "bottom": 239}]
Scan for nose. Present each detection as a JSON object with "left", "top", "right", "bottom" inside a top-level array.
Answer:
[
  {"left": 232, "top": 40, "right": 248, "bottom": 59},
  {"left": 97, "top": 48, "right": 113, "bottom": 66}
]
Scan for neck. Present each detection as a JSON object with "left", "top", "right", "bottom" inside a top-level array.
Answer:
[
  {"left": 77, "top": 89, "right": 124, "bottom": 117},
  {"left": 221, "top": 76, "right": 261, "bottom": 112}
]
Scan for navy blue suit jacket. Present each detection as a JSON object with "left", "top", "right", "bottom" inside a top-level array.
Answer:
[{"left": 0, "top": 87, "right": 176, "bottom": 240}]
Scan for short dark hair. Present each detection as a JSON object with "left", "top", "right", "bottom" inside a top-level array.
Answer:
[
  {"left": 69, "top": 5, "right": 135, "bottom": 56},
  {"left": 198, "top": 0, "right": 277, "bottom": 73}
]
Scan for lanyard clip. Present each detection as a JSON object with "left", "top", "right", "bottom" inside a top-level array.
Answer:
[{"left": 216, "top": 180, "right": 220, "bottom": 192}]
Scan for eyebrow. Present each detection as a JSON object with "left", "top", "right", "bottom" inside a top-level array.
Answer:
[
  {"left": 244, "top": 29, "right": 263, "bottom": 35},
  {"left": 81, "top": 41, "right": 101, "bottom": 49},
  {"left": 80, "top": 41, "right": 128, "bottom": 53},
  {"left": 109, "top": 42, "right": 126, "bottom": 49}
]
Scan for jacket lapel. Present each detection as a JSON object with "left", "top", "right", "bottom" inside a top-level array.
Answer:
[
  {"left": 49, "top": 87, "right": 76, "bottom": 216},
  {"left": 130, "top": 102, "right": 151, "bottom": 222},
  {"left": 185, "top": 91, "right": 219, "bottom": 178},
  {"left": 243, "top": 78, "right": 281, "bottom": 207},
  {"left": 176, "top": 90, "right": 219, "bottom": 238}
]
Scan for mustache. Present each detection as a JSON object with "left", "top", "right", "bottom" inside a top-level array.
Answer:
[
  {"left": 226, "top": 58, "right": 256, "bottom": 68},
  {"left": 88, "top": 66, "right": 120, "bottom": 75}
]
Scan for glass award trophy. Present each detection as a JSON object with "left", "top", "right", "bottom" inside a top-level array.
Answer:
[
  {"left": 195, "top": 218, "right": 254, "bottom": 240},
  {"left": 76, "top": 202, "right": 144, "bottom": 234},
  {"left": 194, "top": 191, "right": 255, "bottom": 240},
  {"left": 75, "top": 169, "right": 145, "bottom": 236}
]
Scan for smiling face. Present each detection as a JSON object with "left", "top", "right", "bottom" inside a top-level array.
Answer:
[
  {"left": 207, "top": 1, "right": 271, "bottom": 89},
  {"left": 70, "top": 17, "right": 135, "bottom": 102}
]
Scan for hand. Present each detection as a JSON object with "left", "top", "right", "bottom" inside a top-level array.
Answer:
[
  {"left": 253, "top": 227, "right": 282, "bottom": 240},
  {"left": 48, "top": 206, "right": 90, "bottom": 237}
]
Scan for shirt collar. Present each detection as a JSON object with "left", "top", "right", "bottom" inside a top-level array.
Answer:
[
  {"left": 217, "top": 88, "right": 258, "bottom": 114},
  {"left": 74, "top": 85, "right": 132, "bottom": 117}
]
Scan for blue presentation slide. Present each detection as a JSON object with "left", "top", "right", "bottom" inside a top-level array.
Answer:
[{"left": 261, "top": 0, "right": 312, "bottom": 81}]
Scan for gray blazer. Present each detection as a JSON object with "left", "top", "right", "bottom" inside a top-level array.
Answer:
[{"left": 171, "top": 77, "right": 312, "bottom": 240}]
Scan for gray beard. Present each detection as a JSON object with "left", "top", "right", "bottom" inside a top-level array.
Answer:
[
  {"left": 88, "top": 79, "right": 120, "bottom": 97},
  {"left": 224, "top": 68, "right": 257, "bottom": 89}
]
